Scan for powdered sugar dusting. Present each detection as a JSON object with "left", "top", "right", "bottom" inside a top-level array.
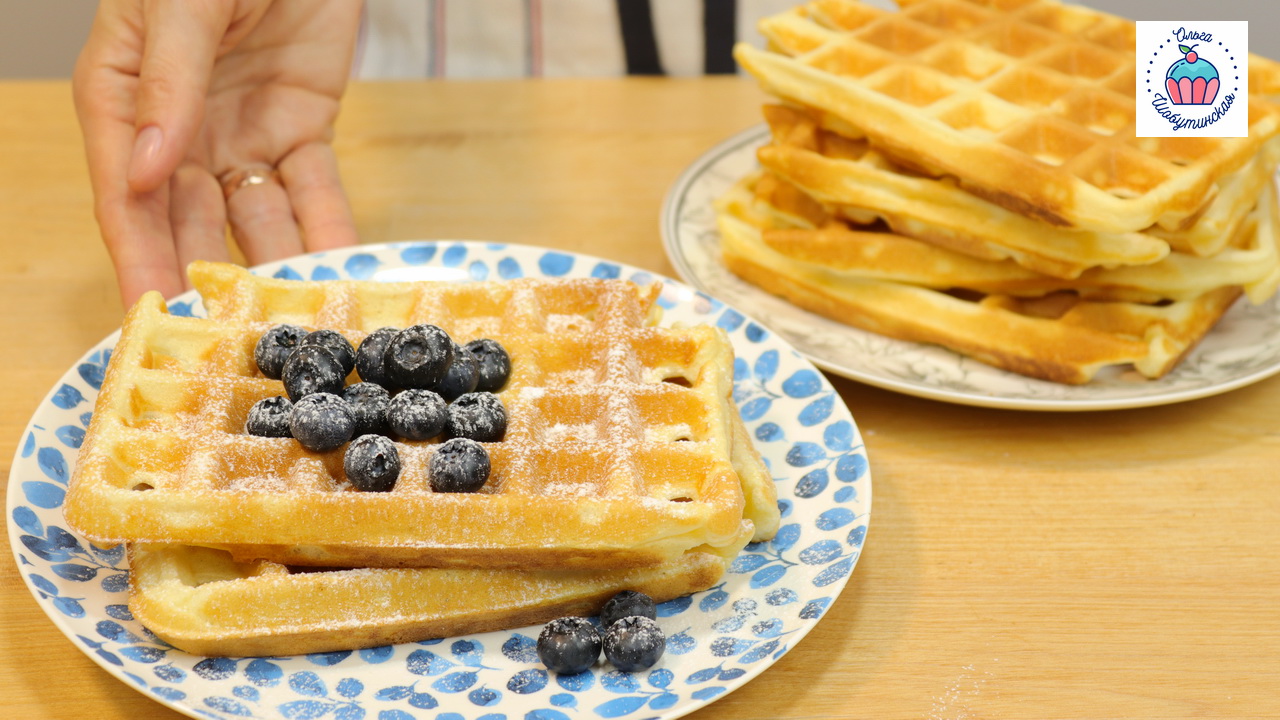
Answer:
[
  {"left": 316, "top": 284, "right": 358, "bottom": 329},
  {"left": 79, "top": 268, "right": 743, "bottom": 563},
  {"left": 541, "top": 481, "right": 602, "bottom": 497},
  {"left": 928, "top": 661, "right": 999, "bottom": 720},
  {"left": 549, "top": 368, "right": 596, "bottom": 386},
  {"left": 544, "top": 423, "right": 598, "bottom": 443},
  {"left": 545, "top": 314, "right": 591, "bottom": 334},
  {"left": 228, "top": 474, "right": 294, "bottom": 493},
  {"left": 647, "top": 423, "right": 695, "bottom": 443}
]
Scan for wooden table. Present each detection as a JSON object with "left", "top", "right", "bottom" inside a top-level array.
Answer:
[{"left": 3, "top": 79, "right": 1278, "bottom": 719}]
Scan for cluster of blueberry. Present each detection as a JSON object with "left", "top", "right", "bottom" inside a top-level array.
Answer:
[
  {"left": 244, "top": 323, "right": 511, "bottom": 493},
  {"left": 536, "top": 591, "right": 666, "bottom": 675}
]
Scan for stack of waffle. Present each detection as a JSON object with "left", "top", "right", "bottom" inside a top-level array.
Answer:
[
  {"left": 64, "top": 261, "right": 779, "bottom": 656},
  {"left": 722, "top": 0, "right": 1280, "bottom": 384}
]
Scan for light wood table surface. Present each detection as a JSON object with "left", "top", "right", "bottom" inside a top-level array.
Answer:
[{"left": 3, "top": 79, "right": 1279, "bottom": 719}]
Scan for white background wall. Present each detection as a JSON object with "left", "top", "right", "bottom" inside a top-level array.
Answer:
[
  {"left": 0, "top": 1, "right": 1274, "bottom": 78},
  {"left": 0, "top": 0, "right": 95, "bottom": 77}
]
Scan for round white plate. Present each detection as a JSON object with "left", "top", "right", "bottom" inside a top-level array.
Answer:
[
  {"left": 8, "top": 241, "right": 870, "bottom": 720},
  {"left": 660, "top": 125, "right": 1280, "bottom": 411}
]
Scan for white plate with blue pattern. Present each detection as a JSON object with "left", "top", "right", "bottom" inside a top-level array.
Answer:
[
  {"left": 661, "top": 125, "right": 1280, "bottom": 411},
  {"left": 7, "top": 242, "right": 871, "bottom": 720}
]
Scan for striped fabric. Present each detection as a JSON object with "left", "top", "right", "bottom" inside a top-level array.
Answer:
[{"left": 352, "top": 0, "right": 829, "bottom": 78}]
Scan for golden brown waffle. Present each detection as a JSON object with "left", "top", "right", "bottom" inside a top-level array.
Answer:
[
  {"left": 736, "top": 0, "right": 1280, "bottom": 234},
  {"left": 741, "top": 166, "right": 1280, "bottom": 305},
  {"left": 66, "top": 262, "right": 777, "bottom": 568},
  {"left": 717, "top": 173, "right": 1276, "bottom": 383},
  {"left": 759, "top": 103, "right": 1280, "bottom": 276},
  {"left": 125, "top": 412, "right": 774, "bottom": 657},
  {"left": 127, "top": 543, "right": 742, "bottom": 657}
]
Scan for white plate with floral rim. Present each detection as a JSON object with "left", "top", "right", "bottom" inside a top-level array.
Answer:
[
  {"left": 660, "top": 125, "right": 1280, "bottom": 411},
  {"left": 8, "top": 241, "right": 870, "bottom": 720}
]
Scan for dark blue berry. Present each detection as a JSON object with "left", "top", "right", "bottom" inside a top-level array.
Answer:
[
  {"left": 355, "top": 327, "right": 398, "bottom": 386},
  {"left": 344, "top": 434, "right": 401, "bottom": 492},
  {"left": 602, "top": 616, "right": 665, "bottom": 672},
  {"left": 384, "top": 324, "right": 454, "bottom": 389},
  {"left": 282, "top": 345, "right": 346, "bottom": 402},
  {"left": 537, "top": 617, "right": 601, "bottom": 675},
  {"left": 446, "top": 392, "right": 507, "bottom": 442},
  {"left": 245, "top": 396, "right": 293, "bottom": 438},
  {"left": 342, "top": 382, "right": 391, "bottom": 437},
  {"left": 300, "top": 329, "right": 356, "bottom": 377},
  {"left": 465, "top": 338, "right": 511, "bottom": 392},
  {"left": 436, "top": 342, "right": 479, "bottom": 402},
  {"left": 254, "top": 325, "right": 308, "bottom": 380},
  {"left": 427, "top": 437, "right": 490, "bottom": 493},
  {"left": 387, "top": 389, "right": 447, "bottom": 441},
  {"left": 600, "top": 591, "right": 657, "bottom": 628},
  {"left": 289, "top": 392, "right": 355, "bottom": 452}
]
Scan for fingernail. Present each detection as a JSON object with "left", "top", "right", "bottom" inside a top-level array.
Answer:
[{"left": 127, "top": 125, "right": 163, "bottom": 185}]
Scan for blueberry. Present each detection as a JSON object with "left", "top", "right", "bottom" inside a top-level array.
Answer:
[
  {"left": 428, "top": 437, "right": 490, "bottom": 493},
  {"left": 465, "top": 338, "right": 511, "bottom": 392},
  {"left": 344, "top": 434, "right": 401, "bottom": 492},
  {"left": 387, "top": 388, "right": 447, "bottom": 441},
  {"left": 282, "top": 345, "right": 346, "bottom": 402},
  {"left": 600, "top": 591, "right": 657, "bottom": 628},
  {"left": 446, "top": 392, "right": 507, "bottom": 442},
  {"left": 602, "top": 616, "right": 665, "bottom": 672},
  {"left": 355, "top": 327, "right": 398, "bottom": 386},
  {"left": 289, "top": 392, "right": 355, "bottom": 452},
  {"left": 343, "top": 382, "right": 391, "bottom": 437},
  {"left": 299, "top": 329, "right": 356, "bottom": 377},
  {"left": 537, "top": 617, "right": 601, "bottom": 675},
  {"left": 254, "top": 324, "right": 308, "bottom": 380},
  {"left": 245, "top": 396, "right": 293, "bottom": 438},
  {"left": 436, "top": 342, "right": 479, "bottom": 402},
  {"left": 384, "top": 324, "right": 454, "bottom": 389}
]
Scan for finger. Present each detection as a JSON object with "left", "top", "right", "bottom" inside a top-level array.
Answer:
[
  {"left": 279, "top": 141, "right": 360, "bottom": 252},
  {"left": 127, "top": 1, "right": 235, "bottom": 192},
  {"left": 226, "top": 177, "right": 306, "bottom": 266},
  {"left": 77, "top": 85, "right": 187, "bottom": 306},
  {"left": 170, "top": 163, "right": 231, "bottom": 289},
  {"left": 73, "top": 9, "right": 185, "bottom": 306},
  {"left": 99, "top": 182, "right": 186, "bottom": 307}
]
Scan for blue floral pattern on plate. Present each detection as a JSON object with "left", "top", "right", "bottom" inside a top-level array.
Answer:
[{"left": 6, "top": 242, "right": 871, "bottom": 720}]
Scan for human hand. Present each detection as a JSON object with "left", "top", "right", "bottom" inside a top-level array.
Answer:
[{"left": 73, "top": 0, "right": 363, "bottom": 307}]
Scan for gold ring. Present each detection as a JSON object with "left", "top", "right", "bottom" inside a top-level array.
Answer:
[{"left": 218, "top": 166, "right": 281, "bottom": 200}]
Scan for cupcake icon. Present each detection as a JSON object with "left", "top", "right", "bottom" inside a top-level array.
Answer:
[{"left": 1165, "top": 44, "right": 1220, "bottom": 105}]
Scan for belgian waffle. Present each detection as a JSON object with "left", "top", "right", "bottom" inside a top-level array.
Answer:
[
  {"left": 717, "top": 172, "right": 1276, "bottom": 383},
  {"left": 740, "top": 168, "right": 1280, "bottom": 305},
  {"left": 126, "top": 410, "right": 773, "bottom": 657},
  {"left": 65, "top": 262, "right": 777, "bottom": 568},
  {"left": 736, "top": 0, "right": 1280, "bottom": 234},
  {"left": 127, "top": 543, "right": 742, "bottom": 657},
  {"left": 759, "top": 103, "right": 1280, "bottom": 276}
]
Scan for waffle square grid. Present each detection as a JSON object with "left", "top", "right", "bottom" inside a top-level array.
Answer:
[
  {"left": 64, "top": 263, "right": 755, "bottom": 570},
  {"left": 736, "top": 0, "right": 1280, "bottom": 234}
]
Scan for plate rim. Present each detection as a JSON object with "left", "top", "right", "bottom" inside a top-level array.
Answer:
[
  {"left": 7, "top": 239, "right": 872, "bottom": 720},
  {"left": 659, "top": 124, "right": 1280, "bottom": 412}
]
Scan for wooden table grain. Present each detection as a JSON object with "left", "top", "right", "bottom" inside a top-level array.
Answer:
[{"left": 3, "top": 79, "right": 1279, "bottom": 720}]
